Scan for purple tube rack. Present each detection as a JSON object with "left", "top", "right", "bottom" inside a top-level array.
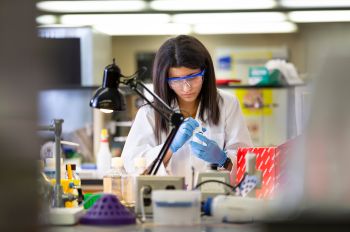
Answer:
[{"left": 80, "top": 194, "right": 136, "bottom": 226}]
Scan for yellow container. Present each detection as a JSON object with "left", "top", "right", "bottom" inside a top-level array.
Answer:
[{"left": 50, "top": 179, "right": 81, "bottom": 208}]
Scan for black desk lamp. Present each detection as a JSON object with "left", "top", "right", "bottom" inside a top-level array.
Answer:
[{"left": 90, "top": 59, "right": 184, "bottom": 175}]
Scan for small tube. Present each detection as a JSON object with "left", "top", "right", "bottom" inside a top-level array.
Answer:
[{"left": 67, "top": 164, "right": 73, "bottom": 180}]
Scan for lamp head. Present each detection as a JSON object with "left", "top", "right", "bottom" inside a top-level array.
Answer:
[{"left": 90, "top": 59, "right": 126, "bottom": 112}]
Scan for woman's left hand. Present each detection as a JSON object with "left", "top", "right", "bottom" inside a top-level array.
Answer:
[{"left": 190, "top": 133, "right": 227, "bottom": 166}]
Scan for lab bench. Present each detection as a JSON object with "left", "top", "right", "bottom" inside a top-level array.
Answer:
[{"left": 43, "top": 217, "right": 262, "bottom": 232}]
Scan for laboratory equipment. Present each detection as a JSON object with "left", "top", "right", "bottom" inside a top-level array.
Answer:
[
  {"left": 38, "top": 119, "right": 65, "bottom": 207},
  {"left": 96, "top": 128, "right": 112, "bottom": 178},
  {"left": 89, "top": 59, "right": 184, "bottom": 175},
  {"left": 80, "top": 194, "right": 136, "bottom": 225},
  {"left": 65, "top": 164, "right": 80, "bottom": 180},
  {"left": 203, "top": 195, "right": 267, "bottom": 223},
  {"left": 237, "top": 150, "right": 264, "bottom": 197},
  {"left": 103, "top": 157, "right": 126, "bottom": 202},
  {"left": 48, "top": 207, "right": 85, "bottom": 225},
  {"left": 38, "top": 119, "right": 85, "bottom": 225},
  {"left": 64, "top": 164, "right": 82, "bottom": 208},
  {"left": 39, "top": 119, "right": 85, "bottom": 226},
  {"left": 135, "top": 176, "right": 185, "bottom": 216},
  {"left": 49, "top": 175, "right": 82, "bottom": 209},
  {"left": 152, "top": 190, "right": 201, "bottom": 225},
  {"left": 245, "top": 152, "right": 262, "bottom": 197},
  {"left": 196, "top": 164, "right": 231, "bottom": 201}
]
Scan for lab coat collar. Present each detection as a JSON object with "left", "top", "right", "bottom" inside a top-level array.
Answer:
[{"left": 170, "top": 98, "right": 208, "bottom": 122}]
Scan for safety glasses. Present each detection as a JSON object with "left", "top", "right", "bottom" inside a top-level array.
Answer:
[{"left": 167, "top": 69, "right": 205, "bottom": 89}]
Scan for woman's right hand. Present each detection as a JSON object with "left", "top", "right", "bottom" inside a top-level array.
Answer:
[{"left": 170, "top": 117, "right": 199, "bottom": 153}]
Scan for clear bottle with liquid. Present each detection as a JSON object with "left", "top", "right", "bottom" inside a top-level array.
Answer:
[
  {"left": 103, "top": 157, "right": 126, "bottom": 202},
  {"left": 96, "top": 128, "right": 112, "bottom": 178},
  {"left": 123, "top": 157, "right": 146, "bottom": 207}
]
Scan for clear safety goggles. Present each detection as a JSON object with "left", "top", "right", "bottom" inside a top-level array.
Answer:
[{"left": 167, "top": 69, "right": 205, "bottom": 89}]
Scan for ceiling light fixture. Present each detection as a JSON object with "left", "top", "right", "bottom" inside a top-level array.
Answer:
[
  {"left": 150, "top": 0, "right": 276, "bottom": 11},
  {"left": 94, "top": 23, "right": 191, "bottom": 35},
  {"left": 36, "top": 15, "right": 57, "bottom": 24},
  {"left": 281, "top": 0, "right": 350, "bottom": 8},
  {"left": 36, "top": 1, "right": 146, "bottom": 13},
  {"left": 194, "top": 22, "right": 297, "bottom": 34},
  {"left": 289, "top": 10, "right": 350, "bottom": 22},
  {"left": 60, "top": 14, "right": 171, "bottom": 25},
  {"left": 172, "top": 12, "right": 286, "bottom": 24}
]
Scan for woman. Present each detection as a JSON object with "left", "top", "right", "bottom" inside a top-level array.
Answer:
[{"left": 122, "top": 35, "right": 252, "bottom": 188}]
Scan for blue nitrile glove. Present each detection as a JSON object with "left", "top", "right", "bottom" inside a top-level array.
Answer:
[
  {"left": 190, "top": 133, "right": 227, "bottom": 166},
  {"left": 170, "top": 117, "right": 199, "bottom": 153}
]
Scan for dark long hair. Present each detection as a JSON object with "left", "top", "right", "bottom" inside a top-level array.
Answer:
[{"left": 152, "top": 35, "right": 221, "bottom": 143}]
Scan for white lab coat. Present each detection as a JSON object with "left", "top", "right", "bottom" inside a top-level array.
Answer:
[{"left": 121, "top": 89, "right": 252, "bottom": 189}]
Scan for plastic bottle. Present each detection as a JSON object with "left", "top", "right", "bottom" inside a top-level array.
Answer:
[
  {"left": 123, "top": 157, "right": 146, "bottom": 207},
  {"left": 203, "top": 195, "right": 266, "bottom": 223},
  {"left": 96, "top": 128, "right": 112, "bottom": 178},
  {"left": 103, "top": 157, "right": 126, "bottom": 202}
]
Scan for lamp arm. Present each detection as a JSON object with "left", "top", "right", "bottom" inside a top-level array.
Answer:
[
  {"left": 121, "top": 67, "right": 173, "bottom": 114},
  {"left": 137, "top": 81, "right": 173, "bottom": 113},
  {"left": 149, "top": 126, "right": 178, "bottom": 175},
  {"left": 133, "top": 87, "right": 172, "bottom": 122},
  {"left": 121, "top": 78, "right": 174, "bottom": 124}
]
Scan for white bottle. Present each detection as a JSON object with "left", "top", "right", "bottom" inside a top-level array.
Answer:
[
  {"left": 96, "top": 128, "right": 112, "bottom": 178},
  {"left": 206, "top": 195, "right": 266, "bottom": 223},
  {"left": 103, "top": 157, "right": 126, "bottom": 202},
  {"left": 123, "top": 157, "right": 146, "bottom": 207}
]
